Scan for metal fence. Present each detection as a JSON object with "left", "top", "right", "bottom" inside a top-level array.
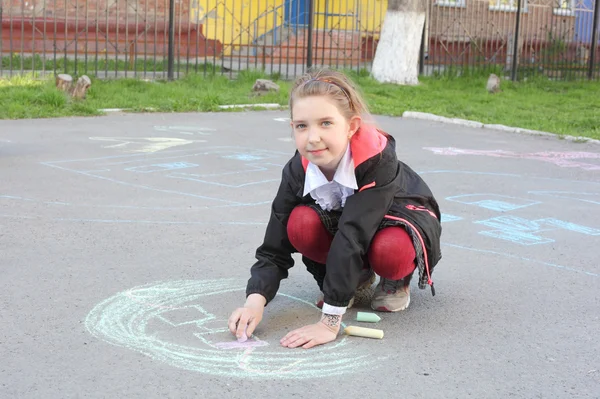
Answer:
[{"left": 1, "top": 0, "right": 599, "bottom": 80}]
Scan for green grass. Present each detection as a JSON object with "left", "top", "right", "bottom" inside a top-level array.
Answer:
[{"left": 1, "top": 68, "right": 599, "bottom": 140}]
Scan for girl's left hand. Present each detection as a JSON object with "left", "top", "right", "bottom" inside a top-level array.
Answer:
[{"left": 280, "top": 319, "right": 340, "bottom": 349}]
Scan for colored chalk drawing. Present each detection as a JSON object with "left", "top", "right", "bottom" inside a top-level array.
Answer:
[
  {"left": 85, "top": 279, "right": 382, "bottom": 379},
  {"left": 153, "top": 126, "right": 216, "bottom": 135},
  {"left": 90, "top": 137, "right": 204, "bottom": 153},
  {"left": 125, "top": 162, "right": 199, "bottom": 173},
  {"left": 41, "top": 146, "right": 290, "bottom": 207},
  {"left": 475, "top": 216, "right": 600, "bottom": 245},
  {"left": 423, "top": 148, "right": 600, "bottom": 171},
  {"left": 441, "top": 214, "right": 463, "bottom": 222},
  {"left": 446, "top": 194, "right": 541, "bottom": 212},
  {"left": 529, "top": 191, "right": 600, "bottom": 206}
]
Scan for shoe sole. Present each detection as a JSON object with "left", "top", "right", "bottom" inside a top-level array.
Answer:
[
  {"left": 316, "top": 271, "right": 375, "bottom": 309},
  {"left": 372, "top": 296, "right": 410, "bottom": 312}
]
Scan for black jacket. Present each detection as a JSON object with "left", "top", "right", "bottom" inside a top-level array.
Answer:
[{"left": 246, "top": 125, "right": 442, "bottom": 307}]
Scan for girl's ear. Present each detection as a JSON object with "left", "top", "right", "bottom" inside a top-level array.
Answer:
[{"left": 348, "top": 115, "right": 361, "bottom": 139}]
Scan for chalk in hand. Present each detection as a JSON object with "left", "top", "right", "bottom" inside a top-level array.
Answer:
[
  {"left": 344, "top": 325, "right": 384, "bottom": 339},
  {"left": 237, "top": 325, "right": 248, "bottom": 343},
  {"left": 356, "top": 312, "right": 381, "bottom": 323}
]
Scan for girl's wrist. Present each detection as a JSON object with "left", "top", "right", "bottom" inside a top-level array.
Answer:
[
  {"left": 319, "top": 313, "right": 342, "bottom": 333},
  {"left": 245, "top": 293, "right": 267, "bottom": 309}
]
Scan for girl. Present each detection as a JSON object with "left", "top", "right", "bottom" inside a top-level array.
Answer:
[{"left": 228, "top": 69, "right": 442, "bottom": 349}]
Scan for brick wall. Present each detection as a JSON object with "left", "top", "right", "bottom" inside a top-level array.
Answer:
[
  {"left": 2, "top": 0, "right": 184, "bottom": 20},
  {"left": 429, "top": 0, "right": 576, "bottom": 43}
]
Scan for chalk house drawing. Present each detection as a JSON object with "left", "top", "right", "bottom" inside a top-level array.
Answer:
[
  {"left": 42, "top": 146, "right": 289, "bottom": 207},
  {"left": 446, "top": 194, "right": 541, "bottom": 212},
  {"left": 424, "top": 148, "right": 600, "bottom": 171},
  {"left": 85, "top": 279, "right": 382, "bottom": 380},
  {"left": 475, "top": 216, "right": 600, "bottom": 245}
]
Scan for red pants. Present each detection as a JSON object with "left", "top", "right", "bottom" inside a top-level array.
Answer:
[{"left": 287, "top": 205, "right": 416, "bottom": 280}]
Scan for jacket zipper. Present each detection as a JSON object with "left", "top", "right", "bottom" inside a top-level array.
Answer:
[{"left": 405, "top": 204, "right": 437, "bottom": 219}]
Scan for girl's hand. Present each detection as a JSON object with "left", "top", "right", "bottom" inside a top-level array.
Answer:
[
  {"left": 228, "top": 294, "right": 266, "bottom": 340},
  {"left": 280, "top": 313, "right": 342, "bottom": 349}
]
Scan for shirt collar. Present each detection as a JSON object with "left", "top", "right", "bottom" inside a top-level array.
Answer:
[{"left": 303, "top": 144, "right": 358, "bottom": 196}]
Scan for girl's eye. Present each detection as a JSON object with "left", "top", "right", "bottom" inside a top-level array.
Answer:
[
  {"left": 322, "top": 121, "right": 332, "bottom": 126},
  {"left": 295, "top": 124, "right": 306, "bottom": 129}
]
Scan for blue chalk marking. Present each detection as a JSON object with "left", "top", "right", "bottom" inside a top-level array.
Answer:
[
  {"left": 126, "top": 161, "right": 199, "bottom": 173},
  {"left": 41, "top": 161, "right": 248, "bottom": 205},
  {"left": 443, "top": 243, "right": 598, "bottom": 277},
  {"left": 476, "top": 216, "right": 541, "bottom": 231},
  {"left": 418, "top": 170, "right": 600, "bottom": 187},
  {"left": 475, "top": 216, "right": 600, "bottom": 245},
  {"left": 223, "top": 154, "right": 267, "bottom": 161},
  {"left": 441, "top": 214, "right": 463, "bottom": 223},
  {"left": 0, "top": 195, "right": 34, "bottom": 201},
  {"left": 446, "top": 194, "right": 541, "bottom": 212},
  {"left": 169, "top": 173, "right": 280, "bottom": 188},
  {"left": 529, "top": 191, "right": 600, "bottom": 206},
  {"left": 53, "top": 218, "right": 267, "bottom": 226},
  {"left": 419, "top": 170, "right": 520, "bottom": 177},
  {"left": 538, "top": 218, "right": 600, "bottom": 236},
  {"left": 479, "top": 230, "right": 555, "bottom": 245}
]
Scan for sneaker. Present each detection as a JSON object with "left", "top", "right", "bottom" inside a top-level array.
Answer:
[
  {"left": 316, "top": 268, "right": 376, "bottom": 309},
  {"left": 371, "top": 277, "right": 410, "bottom": 312}
]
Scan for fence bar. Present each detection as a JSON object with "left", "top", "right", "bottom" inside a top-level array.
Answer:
[
  {"left": 419, "top": 12, "right": 425, "bottom": 76},
  {"left": 167, "top": 0, "right": 175, "bottom": 80},
  {"left": 0, "top": 2, "right": 3, "bottom": 77},
  {"left": 511, "top": 0, "right": 522, "bottom": 81},
  {"left": 307, "top": 0, "right": 314, "bottom": 69},
  {"left": 590, "top": 0, "right": 600, "bottom": 79}
]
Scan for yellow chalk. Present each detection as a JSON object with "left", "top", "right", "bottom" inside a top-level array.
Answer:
[{"left": 344, "top": 325, "right": 384, "bottom": 339}]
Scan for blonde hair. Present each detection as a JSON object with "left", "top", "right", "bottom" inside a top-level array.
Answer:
[{"left": 289, "top": 69, "right": 373, "bottom": 124}]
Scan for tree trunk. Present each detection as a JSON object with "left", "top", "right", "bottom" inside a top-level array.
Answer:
[
  {"left": 56, "top": 74, "right": 73, "bottom": 93},
  {"left": 71, "top": 75, "right": 92, "bottom": 99},
  {"left": 371, "top": 0, "right": 426, "bottom": 85}
]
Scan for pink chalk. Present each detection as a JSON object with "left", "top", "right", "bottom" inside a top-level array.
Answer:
[
  {"left": 214, "top": 340, "right": 268, "bottom": 350},
  {"left": 237, "top": 332, "right": 248, "bottom": 343}
]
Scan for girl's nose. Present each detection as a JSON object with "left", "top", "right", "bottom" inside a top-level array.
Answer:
[{"left": 307, "top": 129, "right": 320, "bottom": 143}]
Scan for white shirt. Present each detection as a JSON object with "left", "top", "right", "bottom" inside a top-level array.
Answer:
[
  {"left": 303, "top": 144, "right": 358, "bottom": 211},
  {"left": 303, "top": 144, "right": 358, "bottom": 315}
]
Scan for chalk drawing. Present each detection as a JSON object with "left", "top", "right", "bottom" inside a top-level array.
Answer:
[
  {"left": 0, "top": 194, "right": 270, "bottom": 212},
  {"left": 170, "top": 172, "right": 280, "bottom": 188},
  {"left": 125, "top": 161, "right": 199, "bottom": 173},
  {"left": 273, "top": 118, "right": 290, "bottom": 122},
  {"left": 423, "top": 148, "right": 600, "bottom": 171},
  {"left": 89, "top": 137, "right": 204, "bottom": 153},
  {"left": 441, "top": 214, "right": 463, "bottom": 222},
  {"left": 443, "top": 243, "right": 598, "bottom": 277},
  {"left": 529, "top": 191, "right": 600, "bottom": 206},
  {"left": 278, "top": 137, "right": 293, "bottom": 142},
  {"left": 153, "top": 126, "right": 216, "bottom": 136},
  {"left": 0, "top": 213, "right": 268, "bottom": 225},
  {"left": 85, "top": 279, "right": 384, "bottom": 379},
  {"left": 40, "top": 146, "right": 290, "bottom": 206},
  {"left": 222, "top": 154, "right": 268, "bottom": 161},
  {"left": 475, "top": 215, "right": 600, "bottom": 245},
  {"left": 446, "top": 194, "right": 541, "bottom": 212}
]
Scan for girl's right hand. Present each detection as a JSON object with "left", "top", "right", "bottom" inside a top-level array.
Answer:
[{"left": 228, "top": 294, "right": 266, "bottom": 340}]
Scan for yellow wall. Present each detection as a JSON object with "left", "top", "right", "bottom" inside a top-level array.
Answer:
[{"left": 189, "top": 0, "right": 387, "bottom": 55}]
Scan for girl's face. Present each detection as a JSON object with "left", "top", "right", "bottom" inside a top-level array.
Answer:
[{"left": 291, "top": 95, "right": 360, "bottom": 177}]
